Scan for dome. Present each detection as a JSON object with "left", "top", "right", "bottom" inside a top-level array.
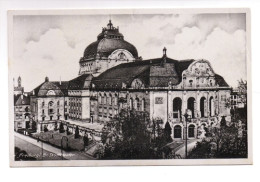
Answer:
[{"left": 82, "top": 20, "right": 138, "bottom": 60}]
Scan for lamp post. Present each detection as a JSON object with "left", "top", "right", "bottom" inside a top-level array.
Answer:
[{"left": 184, "top": 109, "right": 191, "bottom": 159}]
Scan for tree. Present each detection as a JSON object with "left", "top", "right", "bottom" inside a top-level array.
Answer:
[
  {"left": 237, "top": 79, "right": 247, "bottom": 106},
  {"left": 59, "top": 122, "right": 65, "bottom": 133},
  {"left": 164, "top": 121, "right": 173, "bottom": 143},
  {"left": 101, "top": 109, "right": 159, "bottom": 159},
  {"left": 74, "top": 126, "right": 80, "bottom": 139},
  {"left": 54, "top": 122, "right": 58, "bottom": 131},
  {"left": 220, "top": 116, "right": 227, "bottom": 127},
  {"left": 83, "top": 134, "right": 89, "bottom": 147},
  {"left": 66, "top": 126, "right": 70, "bottom": 135},
  {"left": 188, "top": 123, "right": 247, "bottom": 159},
  {"left": 43, "top": 125, "right": 48, "bottom": 132}
]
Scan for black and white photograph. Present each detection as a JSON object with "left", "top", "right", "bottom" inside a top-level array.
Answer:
[{"left": 8, "top": 9, "right": 251, "bottom": 166}]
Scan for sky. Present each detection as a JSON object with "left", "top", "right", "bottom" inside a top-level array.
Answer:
[{"left": 11, "top": 13, "right": 247, "bottom": 91}]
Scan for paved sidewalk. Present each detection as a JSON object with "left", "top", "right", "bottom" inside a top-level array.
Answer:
[
  {"left": 174, "top": 139, "right": 201, "bottom": 158},
  {"left": 14, "top": 132, "right": 95, "bottom": 160}
]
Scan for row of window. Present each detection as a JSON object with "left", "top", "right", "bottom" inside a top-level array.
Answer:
[
  {"left": 42, "top": 100, "right": 61, "bottom": 107},
  {"left": 129, "top": 98, "right": 145, "bottom": 111},
  {"left": 98, "top": 95, "right": 118, "bottom": 106},
  {"left": 42, "top": 109, "right": 60, "bottom": 114}
]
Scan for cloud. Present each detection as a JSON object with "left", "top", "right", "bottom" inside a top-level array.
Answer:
[
  {"left": 12, "top": 13, "right": 246, "bottom": 91},
  {"left": 165, "top": 26, "right": 246, "bottom": 87},
  {"left": 13, "top": 28, "right": 85, "bottom": 91}
]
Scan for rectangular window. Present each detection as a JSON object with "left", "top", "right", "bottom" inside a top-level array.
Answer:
[{"left": 221, "top": 95, "right": 226, "bottom": 102}]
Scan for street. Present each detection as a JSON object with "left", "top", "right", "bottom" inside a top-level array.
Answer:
[{"left": 14, "top": 132, "right": 95, "bottom": 160}]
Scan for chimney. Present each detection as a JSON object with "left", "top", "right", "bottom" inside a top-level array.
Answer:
[
  {"left": 21, "top": 94, "right": 24, "bottom": 100},
  {"left": 59, "top": 76, "right": 61, "bottom": 85}
]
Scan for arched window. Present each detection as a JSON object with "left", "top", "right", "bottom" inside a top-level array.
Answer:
[
  {"left": 98, "top": 94, "right": 102, "bottom": 104},
  {"left": 129, "top": 98, "right": 133, "bottom": 110},
  {"left": 114, "top": 94, "right": 118, "bottom": 106},
  {"left": 135, "top": 98, "right": 140, "bottom": 111},
  {"left": 42, "top": 101, "right": 45, "bottom": 107},
  {"left": 189, "top": 80, "right": 193, "bottom": 87},
  {"left": 200, "top": 97, "right": 206, "bottom": 117},
  {"left": 57, "top": 101, "right": 60, "bottom": 106},
  {"left": 187, "top": 97, "right": 196, "bottom": 118},
  {"left": 103, "top": 94, "right": 107, "bottom": 105},
  {"left": 108, "top": 95, "right": 112, "bottom": 105},
  {"left": 174, "top": 125, "right": 182, "bottom": 138},
  {"left": 188, "top": 124, "right": 195, "bottom": 138},
  {"left": 173, "top": 97, "right": 182, "bottom": 118},
  {"left": 48, "top": 101, "right": 54, "bottom": 114},
  {"left": 141, "top": 99, "right": 145, "bottom": 111},
  {"left": 119, "top": 52, "right": 126, "bottom": 59},
  {"left": 209, "top": 96, "right": 214, "bottom": 116}
]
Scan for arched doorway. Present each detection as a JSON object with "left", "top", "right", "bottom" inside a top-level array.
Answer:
[
  {"left": 173, "top": 97, "right": 182, "bottom": 118},
  {"left": 188, "top": 124, "right": 195, "bottom": 138},
  {"left": 174, "top": 125, "right": 182, "bottom": 138},
  {"left": 187, "top": 97, "right": 195, "bottom": 118},
  {"left": 209, "top": 96, "right": 214, "bottom": 116},
  {"left": 200, "top": 97, "right": 206, "bottom": 117}
]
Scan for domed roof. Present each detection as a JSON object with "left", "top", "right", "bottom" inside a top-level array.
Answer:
[{"left": 82, "top": 20, "right": 138, "bottom": 60}]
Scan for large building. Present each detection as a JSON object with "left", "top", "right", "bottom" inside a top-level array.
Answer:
[
  {"left": 16, "top": 20, "right": 231, "bottom": 140},
  {"left": 91, "top": 48, "right": 231, "bottom": 139}
]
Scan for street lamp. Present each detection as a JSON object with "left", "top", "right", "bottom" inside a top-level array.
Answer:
[{"left": 184, "top": 109, "right": 191, "bottom": 159}]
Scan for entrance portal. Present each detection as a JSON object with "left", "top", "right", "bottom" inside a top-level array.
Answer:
[
  {"left": 188, "top": 125, "right": 195, "bottom": 138},
  {"left": 174, "top": 125, "right": 182, "bottom": 138}
]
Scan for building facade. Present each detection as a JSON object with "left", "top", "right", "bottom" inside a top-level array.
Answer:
[
  {"left": 17, "top": 20, "right": 231, "bottom": 140},
  {"left": 14, "top": 94, "right": 30, "bottom": 131},
  {"left": 91, "top": 49, "right": 231, "bottom": 139}
]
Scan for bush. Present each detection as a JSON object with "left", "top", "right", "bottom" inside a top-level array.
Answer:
[
  {"left": 59, "top": 122, "right": 65, "bottom": 133},
  {"left": 74, "top": 126, "right": 80, "bottom": 139}
]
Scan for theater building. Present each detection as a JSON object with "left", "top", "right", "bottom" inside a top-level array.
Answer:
[
  {"left": 91, "top": 48, "right": 231, "bottom": 139},
  {"left": 24, "top": 20, "right": 231, "bottom": 140}
]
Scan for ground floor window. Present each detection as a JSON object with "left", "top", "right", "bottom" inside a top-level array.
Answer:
[
  {"left": 188, "top": 124, "right": 195, "bottom": 138},
  {"left": 174, "top": 125, "right": 182, "bottom": 138}
]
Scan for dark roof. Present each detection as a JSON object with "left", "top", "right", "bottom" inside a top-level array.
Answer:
[
  {"left": 32, "top": 81, "right": 69, "bottom": 96},
  {"left": 14, "top": 94, "right": 20, "bottom": 105},
  {"left": 92, "top": 57, "right": 230, "bottom": 90},
  {"left": 215, "top": 74, "right": 229, "bottom": 87},
  {"left": 92, "top": 57, "right": 196, "bottom": 89},
  {"left": 68, "top": 74, "right": 93, "bottom": 90},
  {"left": 83, "top": 38, "right": 138, "bottom": 60},
  {"left": 14, "top": 94, "right": 30, "bottom": 106},
  {"left": 82, "top": 20, "right": 138, "bottom": 60}
]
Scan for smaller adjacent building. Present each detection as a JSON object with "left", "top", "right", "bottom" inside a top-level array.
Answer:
[
  {"left": 231, "top": 88, "right": 247, "bottom": 109},
  {"left": 14, "top": 94, "right": 30, "bottom": 131},
  {"left": 30, "top": 77, "right": 69, "bottom": 132}
]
